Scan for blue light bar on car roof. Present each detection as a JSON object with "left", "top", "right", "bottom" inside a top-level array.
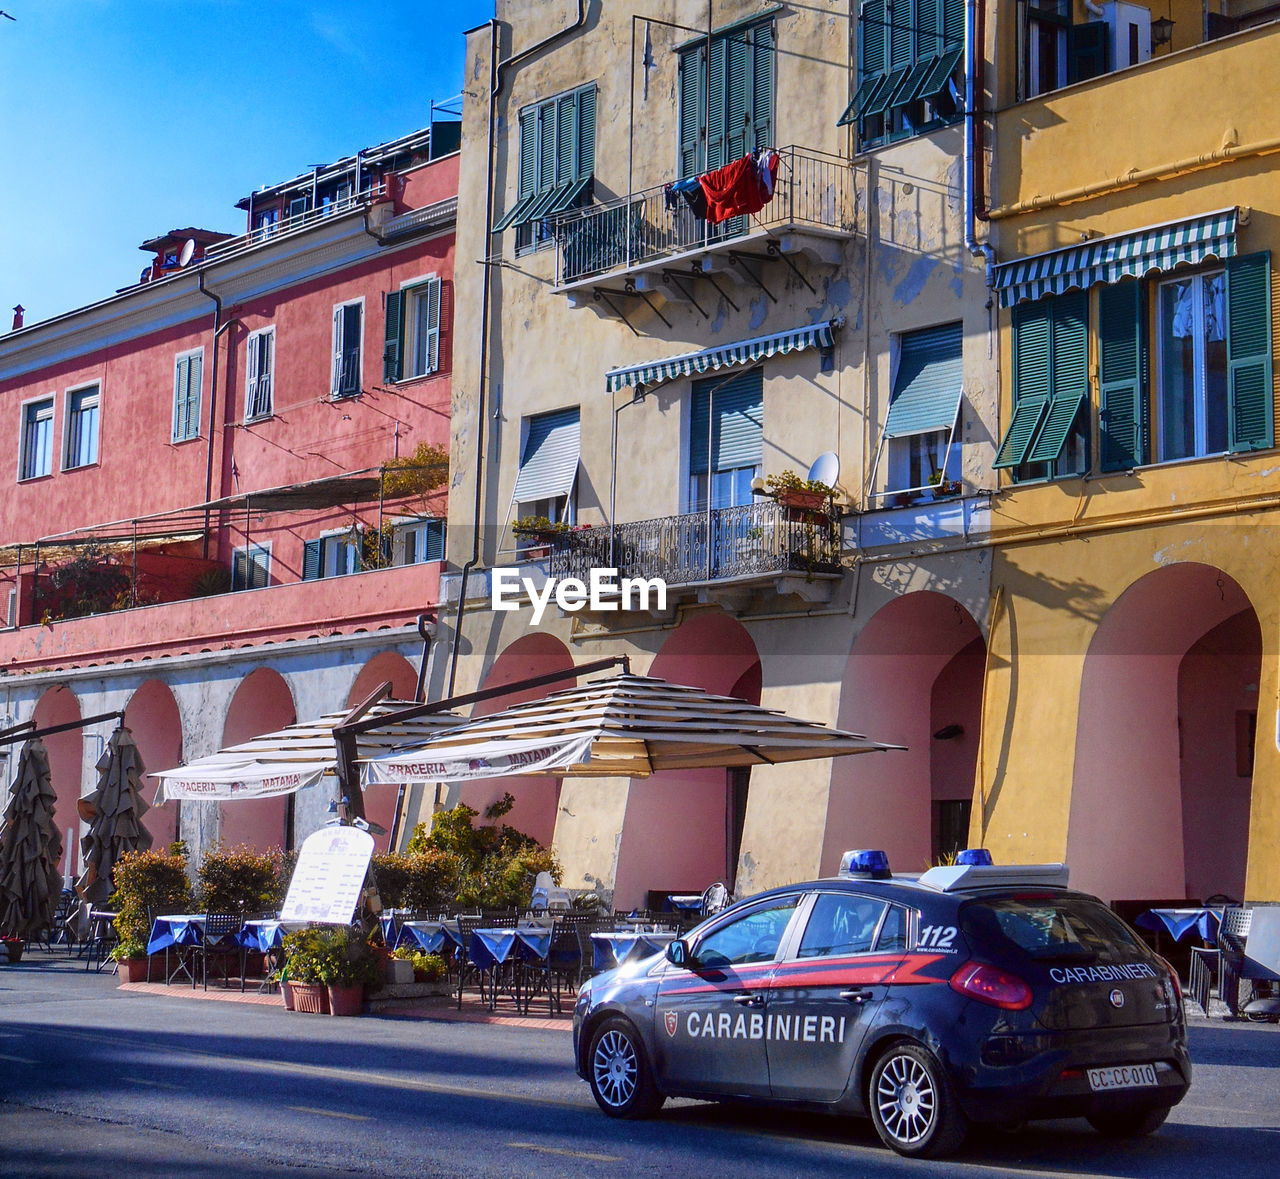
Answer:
[
  {"left": 838, "top": 849, "right": 892, "bottom": 879},
  {"left": 955, "top": 848, "right": 993, "bottom": 866},
  {"left": 916, "top": 862, "right": 1070, "bottom": 892}
]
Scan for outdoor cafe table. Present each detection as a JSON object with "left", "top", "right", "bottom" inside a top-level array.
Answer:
[
  {"left": 238, "top": 919, "right": 309, "bottom": 952},
  {"left": 1136, "top": 908, "right": 1222, "bottom": 945},
  {"left": 148, "top": 914, "right": 227, "bottom": 984},
  {"left": 592, "top": 930, "right": 677, "bottom": 973},
  {"left": 467, "top": 925, "right": 553, "bottom": 1012},
  {"left": 397, "top": 919, "right": 464, "bottom": 955}
]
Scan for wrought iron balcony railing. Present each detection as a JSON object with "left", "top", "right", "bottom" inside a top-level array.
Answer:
[
  {"left": 548, "top": 498, "right": 840, "bottom": 588},
  {"left": 551, "top": 145, "right": 854, "bottom": 287}
]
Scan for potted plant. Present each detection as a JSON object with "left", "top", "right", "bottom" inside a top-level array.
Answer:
[
  {"left": 1, "top": 935, "right": 24, "bottom": 964},
  {"left": 393, "top": 946, "right": 448, "bottom": 985},
  {"left": 511, "top": 515, "right": 570, "bottom": 557},
  {"left": 109, "top": 845, "right": 191, "bottom": 986},
  {"left": 110, "top": 938, "right": 151, "bottom": 982},
  {"left": 280, "top": 928, "right": 330, "bottom": 1013},
  {"left": 765, "top": 470, "right": 837, "bottom": 514},
  {"left": 927, "top": 472, "right": 962, "bottom": 498}
]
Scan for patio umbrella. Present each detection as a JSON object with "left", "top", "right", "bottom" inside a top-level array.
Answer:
[
  {"left": 0, "top": 738, "right": 64, "bottom": 939},
  {"left": 361, "top": 672, "right": 903, "bottom": 785},
  {"left": 150, "top": 699, "right": 465, "bottom": 802},
  {"left": 77, "top": 725, "right": 152, "bottom": 905}
]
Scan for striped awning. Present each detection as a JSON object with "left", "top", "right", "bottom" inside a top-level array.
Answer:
[
  {"left": 605, "top": 319, "right": 841, "bottom": 394},
  {"left": 992, "top": 208, "right": 1239, "bottom": 308}
]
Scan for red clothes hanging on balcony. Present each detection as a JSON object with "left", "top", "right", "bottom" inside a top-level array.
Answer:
[{"left": 699, "top": 151, "right": 780, "bottom": 225}]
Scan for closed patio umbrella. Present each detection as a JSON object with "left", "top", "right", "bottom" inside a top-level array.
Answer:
[
  {"left": 362, "top": 672, "right": 903, "bottom": 785},
  {"left": 77, "top": 725, "right": 152, "bottom": 905},
  {"left": 0, "top": 738, "right": 64, "bottom": 939}
]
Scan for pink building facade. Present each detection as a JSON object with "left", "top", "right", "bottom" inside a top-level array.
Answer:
[{"left": 0, "top": 121, "right": 461, "bottom": 872}]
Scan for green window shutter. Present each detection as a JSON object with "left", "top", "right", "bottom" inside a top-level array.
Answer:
[
  {"left": 383, "top": 290, "right": 404, "bottom": 383},
  {"left": 916, "top": 0, "right": 941, "bottom": 57},
  {"left": 556, "top": 93, "right": 576, "bottom": 184},
  {"left": 1026, "top": 391, "right": 1085, "bottom": 463},
  {"left": 861, "top": 0, "right": 887, "bottom": 78},
  {"left": 942, "top": 0, "right": 964, "bottom": 49},
  {"left": 885, "top": 321, "right": 963, "bottom": 436},
  {"left": 1026, "top": 292, "right": 1088, "bottom": 464},
  {"left": 725, "top": 32, "right": 752, "bottom": 161},
  {"left": 1068, "top": 22, "right": 1110, "bottom": 84},
  {"left": 678, "top": 47, "right": 704, "bottom": 177},
  {"left": 518, "top": 108, "right": 537, "bottom": 199},
  {"left": 424, "top": 520, "right": 446, "bottom": 563},
  {"left": 994, "top": 301, "right": 1052, "bottom": 468},
  {"left": 889, "top": 0, "right": 914, "bottom": 70},
  {"left": 706, "top": 36, "right": 727, "bottom": 171},
  {"left": 993, "top": 399, "right": 1049, "bottom": 468},
  {"left": 690, "top": 368, "right": 764, "bottom": 475},
  {"left": 1227, "top": 251, "right": 1274, "bottom": 452},
  {"left": 751, "top": 22, "right": 774, "bottom": 152},
  {"left": 538, "top": 102, "right": 556, "bottom": 191},
  {"left": 1099, "top": 281, "right": 1148, "bottom": 470},
  {"left": 576, "top": 85, "right": 596, "bottom": 179},
  {"left": 302, "top": 539, "right": 322, "bottom": 582}
]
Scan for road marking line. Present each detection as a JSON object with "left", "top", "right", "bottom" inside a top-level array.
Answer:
[
  {"left": 0, "top": 1053, "right": 37, "bottom": 1065},
  {"left": 508, "top": 1142, "right": 622, "bottom": 1162},
  {"left": 123, "top": 1077, "right": 180, "bottom": 1089},
  {"left": 286, "top": 1106, "right": 372, "bottom": 1122}
]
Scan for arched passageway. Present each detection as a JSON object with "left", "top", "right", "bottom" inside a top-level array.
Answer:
[
  {"left": 220, "top": 669, "right": 297, "bottom": 850},
  {"left": 1069, "top": 564, "right": 1259, "bottom": 902},
  {"left": 348, "top": 652, "right": 420, "bottom": 851},
  {"left": 827, "top": 592, "right": 984, "bottom": 876},
  {"left": 123, "top": 679, "right": 182, "bottom": 851}
]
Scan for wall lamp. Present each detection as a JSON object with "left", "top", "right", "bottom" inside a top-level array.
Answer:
[{"left": 1151, "top": 15, "right": 1175, "bottom": 46}]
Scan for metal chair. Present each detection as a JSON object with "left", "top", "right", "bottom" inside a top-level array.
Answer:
[
  {"left": 39, "top": 890, "right": 79, "bottom": 954},
  {"left": 1188, "top": 945, "right": 1220, "bottom": 1015},
  {"left": 198, "top": 912, "right": 245, "bottom": 990},
  {"left": 455, "top": 915, "right": 485, "bottom": 1009},
  {"left": 82, "top": 910, "right": 118, "bottom": 972},
  {"left": 1218, "top": 906, "right": 1253, "bottom": 1016}
]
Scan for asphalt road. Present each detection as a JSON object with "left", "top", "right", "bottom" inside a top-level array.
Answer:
[{"left": 1, "top": 955, "right": 1277, "bottom": 1177}]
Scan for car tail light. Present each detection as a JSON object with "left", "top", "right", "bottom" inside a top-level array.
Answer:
[
  {"left": 950, "top": 961, "right": 1033, "bottom": 1010},
  {"left": 1158, "top": 955, "right": 1182, "bottom": 1003}
]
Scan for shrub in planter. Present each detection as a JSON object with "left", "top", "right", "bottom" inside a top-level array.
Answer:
[
  {"left": 197, "top": 844, "right": 292, "bottom": 915},
  {"left": 392, "top": 946, "right": 447, "bottom": 982},
  {"left": 111, "top": 938, "right": 151, "bottom": 982},
  {"left": 110, "top": 847, "right": 191, "bottom": 947}
]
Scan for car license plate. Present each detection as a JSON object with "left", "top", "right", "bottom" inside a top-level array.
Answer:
[{"left": 1087, "top": 1064, "right": 1158, "bottom": 1092}]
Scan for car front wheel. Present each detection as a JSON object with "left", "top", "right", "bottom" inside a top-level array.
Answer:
[
  {"left": 1086, "top": 1105, "right": 1170, "bottom": 1138},
  {"left": 869, "top": 1042, "right": 967, "bottom": 1158},
  {"left": 587, "top": 1017, "right": 664, "bottom": 1119}
]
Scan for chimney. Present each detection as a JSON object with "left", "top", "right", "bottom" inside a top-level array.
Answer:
[{"left": 11, "top": 305, "right": 23, "bottom": 331}]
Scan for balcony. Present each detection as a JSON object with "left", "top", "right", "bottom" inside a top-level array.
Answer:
[
  {"left": 547, "top": 498, "right": 842, "bottom": 614},
  {"left": 550, "top": 146, "right": 855, "bottom": 297}
]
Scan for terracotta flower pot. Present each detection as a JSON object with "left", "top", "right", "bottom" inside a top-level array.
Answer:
[
  {"left": 777, "top": 488, "right": 826, "bottom": 512},
  {"left": 327, "top": 984, "right": 364, "bottom": 1017},
  {"left": 3, "top": 940, "right": 24, "bottom": 964},
  {"left": 281, "top": 981, "right": 295, "bottom": 1010},
  {"left": 116, "top": 957, "right": 148, "bottom": 982},
  {"left": 289, "top": 982, "right": 330, "bottom": 1014}
]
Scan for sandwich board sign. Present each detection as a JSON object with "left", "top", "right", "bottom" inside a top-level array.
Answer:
[{"left": 280, "top": 825, "right": 374, "bottom": 924}]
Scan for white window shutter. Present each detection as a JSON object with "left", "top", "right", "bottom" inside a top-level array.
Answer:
[
  {"left": 426, "top": 278, "right": 441, "bottom": 374},
  {"left": 262, "top": 329, "right": 273, "bottom": 413},
  {"left": 332, "top": 307, "right": 344, "bottom": 394},
  {"left": 245, "top": 332, "right": 260, "bottom": 415},
  {"left": 173, "top": 357, "right": 185, "bottom": 439}
]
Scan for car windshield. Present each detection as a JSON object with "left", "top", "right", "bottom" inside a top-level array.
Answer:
[{"left": 962, "top": 895, "right": 1143, "bottom": 962}]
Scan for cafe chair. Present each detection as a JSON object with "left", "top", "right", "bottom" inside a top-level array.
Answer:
[
  {"left": 39, "top": 890, "right": 79, "bottom": 955},
  {"left": 1218, "top": 906, "right": 1253, "bottom": 1016},
  {"left": 82, "top": 909, "right": 118, "bottom": 973},
  {"left": 198, "top": 912, "right": 245, "bottom": 990},
  {"left": 1187, "top": 945, "right": 1219, "bottom": 1015}
]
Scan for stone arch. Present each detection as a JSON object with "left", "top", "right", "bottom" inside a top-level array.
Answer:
[
  {"left": 612, "top": 612, "right": 763, "bottom": 909},
  {"left": 1069, "top": 563, "right": 1260, "bottom": 902},
  {"left": 123, "top": 679, "right": 182, "bottom": 851},
  {"left": 220, "top": 668, "right": 297, "bottom": 850},
  {"left": 348, "top": 651, "right": 421, "bottom": 851},
  {"left": 827, "top": 592, "right": 984, "bottom": 876}
]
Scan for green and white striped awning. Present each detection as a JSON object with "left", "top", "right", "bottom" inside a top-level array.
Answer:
[
  {"left": 605, "top": 320, "right": 841, "bottom": 394},
  {"left": 993, "top": 208, "right": 1239, "bottom": 308}
]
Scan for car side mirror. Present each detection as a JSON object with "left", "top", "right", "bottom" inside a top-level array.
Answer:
[{"left": 666, "top": 938, "right": 690, "bottom": 968}]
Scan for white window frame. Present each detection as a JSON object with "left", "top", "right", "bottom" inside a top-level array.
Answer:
[
  {"left": 400, "top": 274, "right": 442, "bottom": 379},
  {"left": 18, "top": 394, "right": 55, "bottom": 482},
  {"left": 172, "top": 347, "right": 204, "bottom": 443},
  {"left": 318, "top": 529, "right": 362, "bottom": 577},
  {"left": 62, "top": 381, "right": 101, "bottom": 471},
  {"left": 392, "top": 516, "right": 445, "bottom": 565},
  {"left": 231, "top": 542, "right": 271, "bottom": 591},
  {"left": 331, "top": 297, "right": 365, "bottom": 399},
  {"left": 1156, "top": 268, "right": 1228, "bottom": 462},
  {"left": 1026, "top": 3, "right": 1070, "bottom": 98},
  {"left": 245, "top": 326, "right": 275, "bottom": 422}
]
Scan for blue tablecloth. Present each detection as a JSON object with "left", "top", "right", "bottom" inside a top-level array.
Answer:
[
  {"left": 665, "top": 895, "right": 702, "bottom": 914},
  {"left": 147, "top": 914, "right": 209, "bottom": 955},
  {"left": 1136, "top": 908, "right": 1221, "bottom": 945},
  {"left": 398, "top": 920, "right": 464, "bottom": 955},
  {"left": 469, "top": 926, "right": 552, "bottom": 969},
  {"left": 591, "top": 930, "right": 676, "bottom": 973},
  {"left": 238, "top": 919, "right": 307, "bottom": 952}
]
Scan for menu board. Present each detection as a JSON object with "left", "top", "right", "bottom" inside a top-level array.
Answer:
[{"left": 280, "top": 825, "right": 375, "bottom": 924}]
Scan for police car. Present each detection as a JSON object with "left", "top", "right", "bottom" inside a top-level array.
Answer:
[{"left": 573, "top": 851, "right": 1190, "bottom": 1158}]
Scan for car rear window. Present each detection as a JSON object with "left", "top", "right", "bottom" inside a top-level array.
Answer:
[{"left": 962, "top": 895, "right": 1144, "bottom": 962}]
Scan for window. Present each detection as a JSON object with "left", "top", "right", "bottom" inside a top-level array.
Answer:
[
  {"left": 678, "top": 18, "right": 774, "bottom": 179},
  {"left": 1157, "top": 271, "right": 1227, "bottom": 461},
  {"left": 231, "top": 543, "right": 270, "bottom": 591},
  {"left": 797, "top": 894, "right": 889, "bottom": 958},
  {"left": 689, "top": 368, "right": 763, "bottom": 510},
  {"left": 331, "top": 301, "right": 363, "bottom": 398},
  {"left": 393, "top": 518, "right": 446, "bottom": 565},
  {"left": 692, "top": 895, "right": 799, "bottom": 968},
  {"left": 1022, "top": 3, "right": 1116, "bottom": 99},
  {"left": 843, "top": 0, "right": 962, "bottom": 145},
  {"left": 64, "top": 385, "right": 100, "bottom": 470},
  {"left": 383, "top": 278, "right": 441, "bottom": 383},
  {"left": 879, "top": 322, "right": 963, "bottom": 497},
  {"left": 933, "top": 798, "right": 972, "bottom": 863},
  {"left": 512, "top": 407, "right": 581, "bottom": 528},
  {"left": 494, "top": 84, "right": 596, "bottom": 252},
  {"left": 286, "top": 195, "right": 308, "bottom": 220},
  {"left": 20, "top": 397, "right": 54, "bottom": 480},
  {"left": 245, "top": 327, "right": 274, "bottom": 421},
  {"left": 252, "top": 207, "right": 279, "bottom": 234},
  {"left": 301, "top": 532, "right": 361, "bottom": 581},
  {"left": 993, "top": 292, "right": 1089, "bottom": 480},
  {"left": 173, "top": 349, "right": 203, "bottom": 442}
]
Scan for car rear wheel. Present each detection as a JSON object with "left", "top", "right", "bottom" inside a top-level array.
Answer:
[
  {"left": 1086, "top": 1105, "right": 1169, "bottom": 1138},
  {"left": 588, "top": 1017, "right": 664, "bottom": 1119},
  {"left": 869, "top": 1042, "right": 967, "bottom": 1158}
]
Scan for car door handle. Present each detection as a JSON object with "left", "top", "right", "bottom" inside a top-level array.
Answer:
[
  {"left": 733, "top": 993, "right": 765, "bottom": 1007},
  {"left": 840, "top": 989, "right": 871, "bottom": 1004}
]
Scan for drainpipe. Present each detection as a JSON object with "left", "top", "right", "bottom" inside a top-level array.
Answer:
[
  {"left": 964, "top": 0, "right": 997, "bottom": 284},
  {"left": 446, "top": 1, "right": 590, "bottom": 696}
]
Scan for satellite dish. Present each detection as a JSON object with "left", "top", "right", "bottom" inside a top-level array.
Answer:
[
  {"left": 808, "top": 451, "right": 840, "bottom": 487},
  {"left": 178, "top": 238, "right": 196, "bottom": 267}
]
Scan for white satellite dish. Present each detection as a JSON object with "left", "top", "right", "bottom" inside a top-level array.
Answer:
[
  {"left": 178, "top": 238, "right": 196, "bottom": 267},
  {"left": 808, "top": 451, "right": 840, "bottom": 487}
]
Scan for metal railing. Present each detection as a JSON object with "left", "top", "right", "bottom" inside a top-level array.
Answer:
[
  {"left": 204, "top": 184, "right": 388, "bottom": 263},
  {"left": 548, "top": 498, "right": 840, "bottom": 587},
  {"left": 551, "top": 146, "right": 854, "bottom": 286}
]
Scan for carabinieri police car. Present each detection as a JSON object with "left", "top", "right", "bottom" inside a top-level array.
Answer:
[{"left": 573, "top": 850, "right": 1190, "bottom": 1158}]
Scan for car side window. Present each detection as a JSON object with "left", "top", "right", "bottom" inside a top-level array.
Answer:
[
  {"left": 797, "top": 894, "right": 889, "bottom": 959},
  {"left": 694, "top": 896, "right": 799, "bottom": 968},
  {"left": 875, "top": 904, "right": 908, "bottom": 952}
]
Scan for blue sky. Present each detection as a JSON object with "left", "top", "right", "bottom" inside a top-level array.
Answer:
[{"left": 0, "top": 1, "right": 494, "bottom": 326}]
